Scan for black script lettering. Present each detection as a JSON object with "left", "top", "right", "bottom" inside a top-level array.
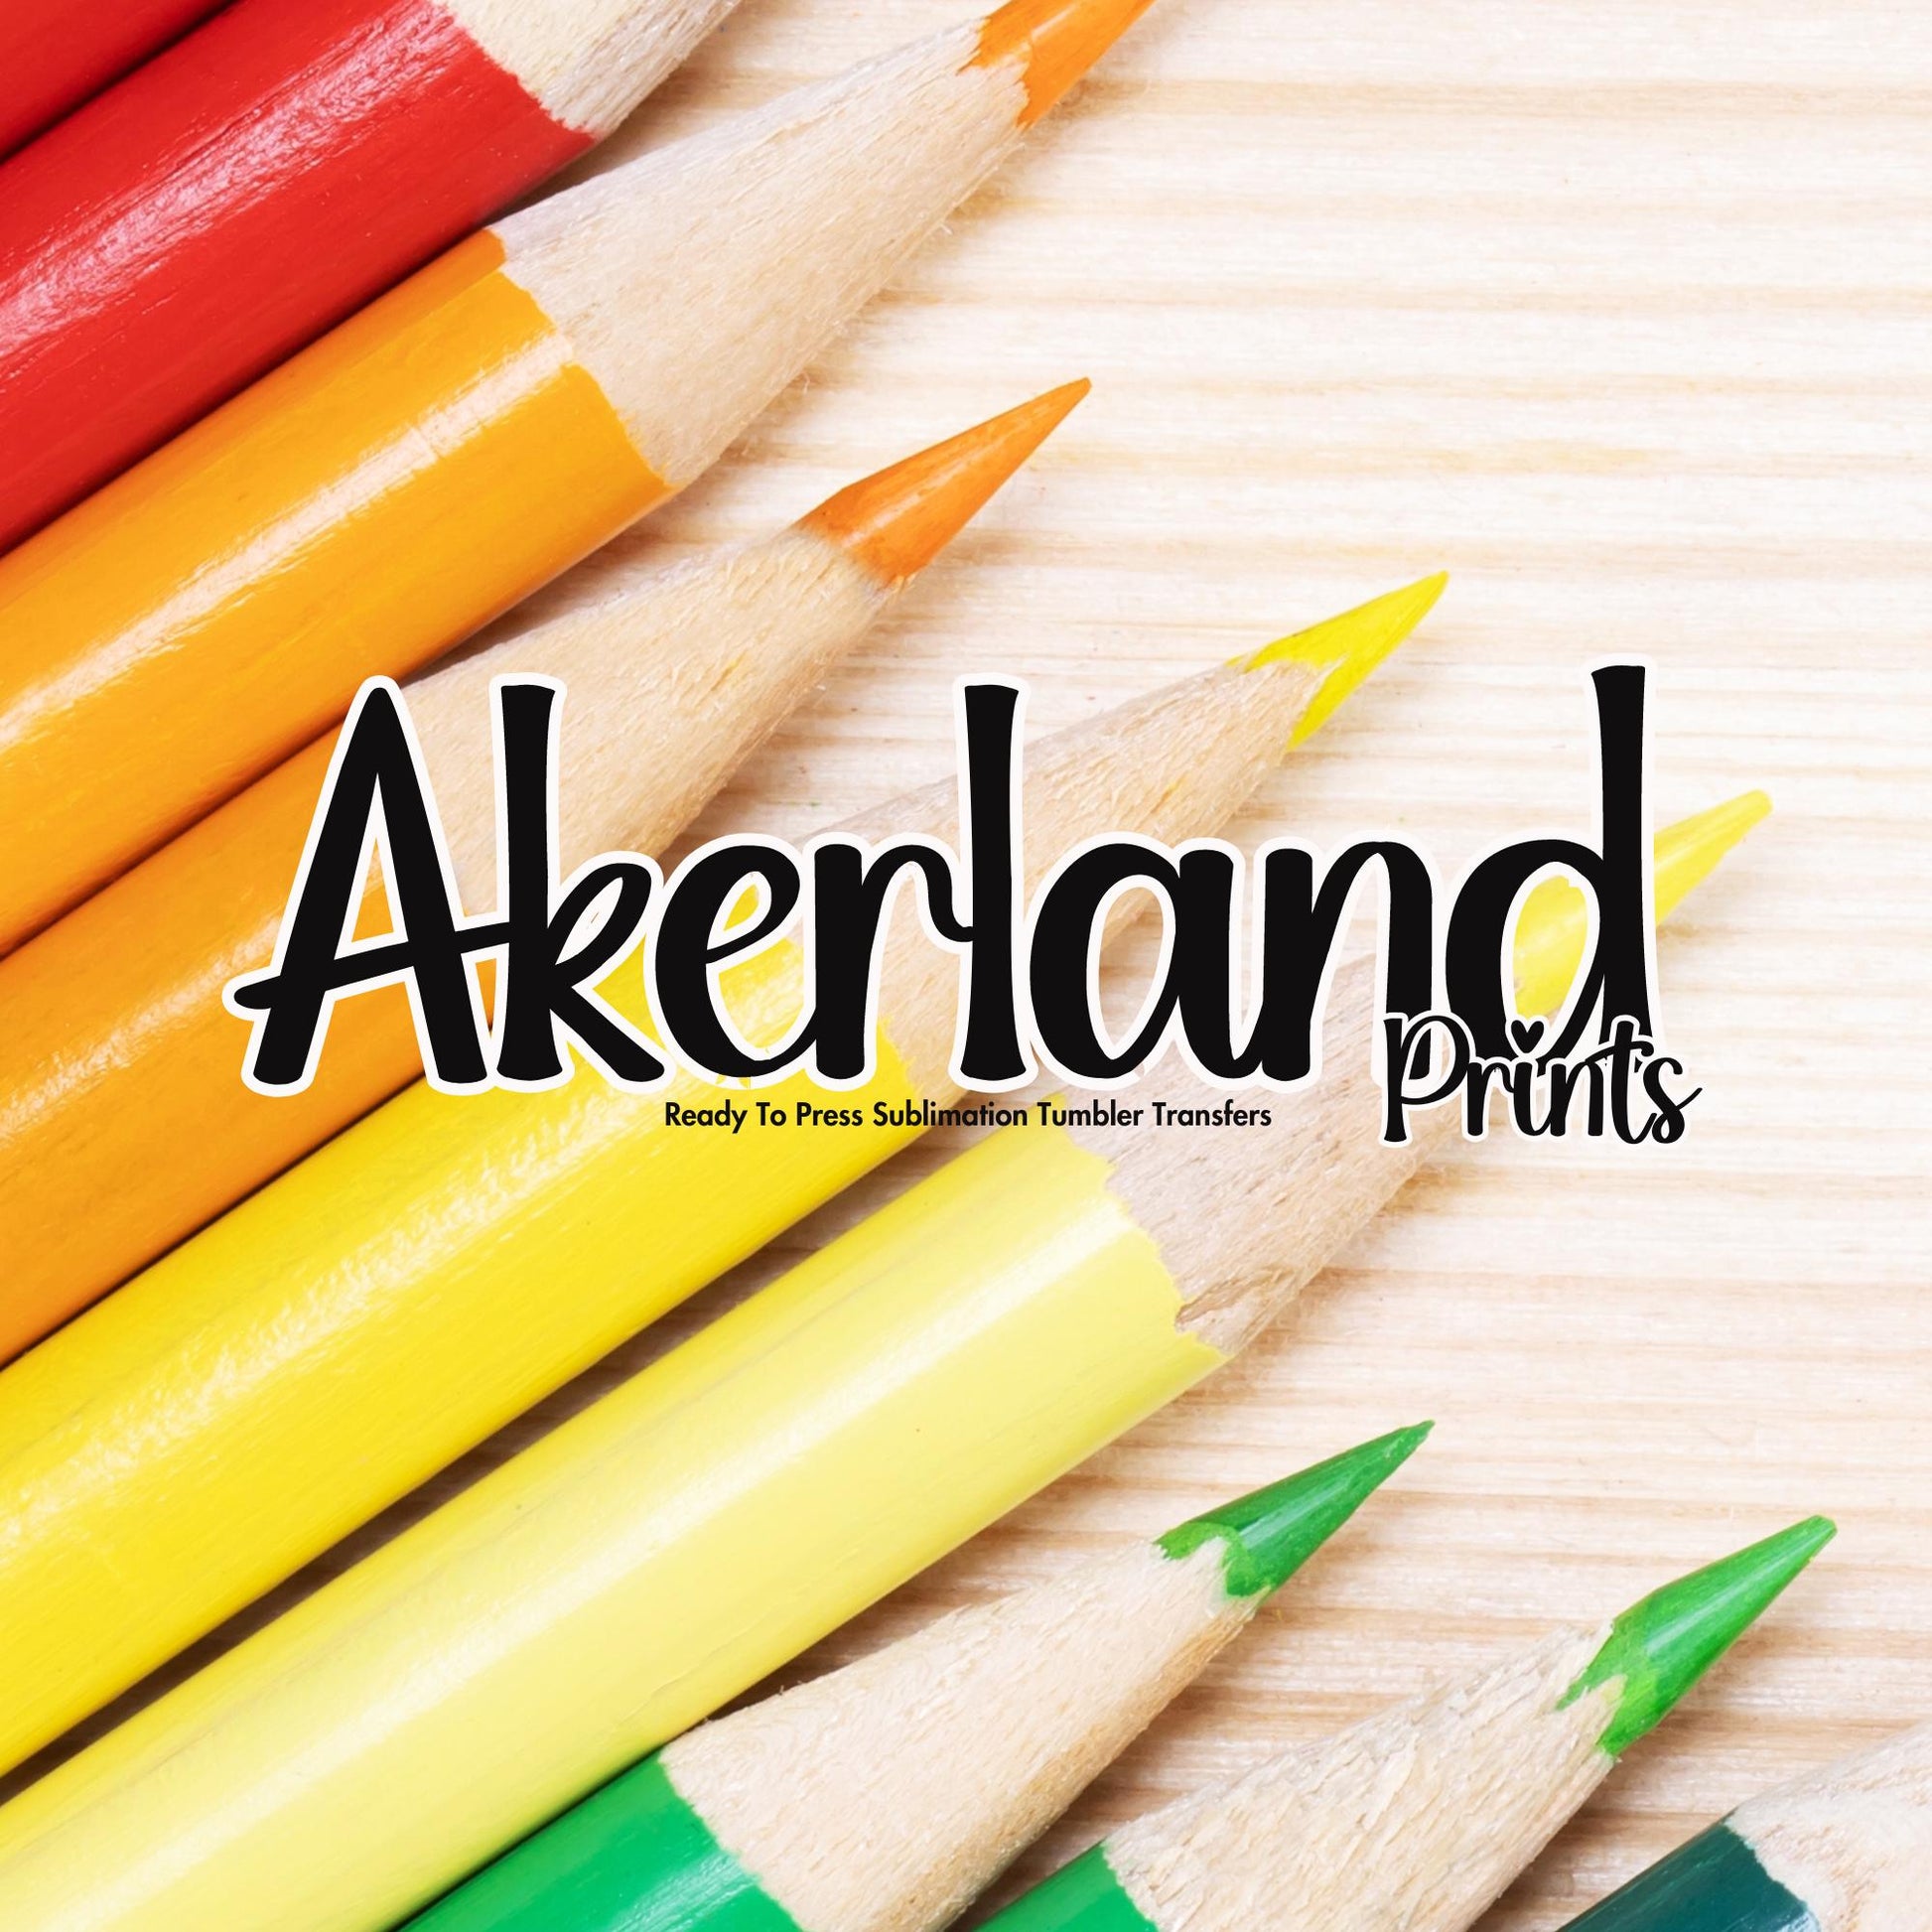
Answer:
[{"left": 1444, "top": 666, "right": 1653, "bottom": 1060}]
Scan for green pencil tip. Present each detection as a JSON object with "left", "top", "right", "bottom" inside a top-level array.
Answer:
[
  {"left": 1157, "top": 1423, "right": 1434, "bottom": 1598},
  {"left": 1239, "top": 572, "right": 1448, "bottom": 745},
  {"left": 1563, "top": 1516, "right": 1836, "bottom": 1756}
]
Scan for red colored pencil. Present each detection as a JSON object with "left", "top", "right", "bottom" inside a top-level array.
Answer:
[
  {"left": 0, "top": 0, "right": 742, "bottom": 550},
  {"left": 0, "top": 0, "right": 224, "bottom": 157}
]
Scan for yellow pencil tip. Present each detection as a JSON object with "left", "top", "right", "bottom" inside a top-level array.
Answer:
[
  {"left": 1513, "top": 790, "right": 1772, "bottom": 1018},
  {"left": 1653, "top": 789, "right": 1772, "bottom": 922},
  {"left": 974, "top": 0, "right": 1162, "bottom": 125},
  {"left": 799, "top": 381, "right": 1090, "bottom": 587},
  {"left": 1241, "top": 573, "right": 1448, "bottom": 745}
]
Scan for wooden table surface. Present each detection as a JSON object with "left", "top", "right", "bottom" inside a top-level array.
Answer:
[{"left": 22, "top": 2, "right": 1929, "bottom": 1924}]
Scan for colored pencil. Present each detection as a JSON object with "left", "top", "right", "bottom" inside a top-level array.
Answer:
[
  {"left": 0, "top": 794, "right": 1764, "bottom": 1932},
  {"left": 0, "top": 0, "right": 221, "bottom": 156},
  {"left": 0, "top": 578, "right": 1430, "bottom": 1780},
  {"left": 0, "top": 0, "right": 747, "bottom": 548},
  {"left": 976, "top": 1521, "right": 1835, "bottom": 1932},
  {"left": 1560, "top": 1719, "right": 1932, "bottom": 1932},
  {"left": 0, "top": 0, "right": 1162, "bottom": 951},
  {"left": 408, "top": 1428, "right": 1433, "bottom": 1932},
  {"left": 0, "top": 380, "right": 1088, "bottom": 1361}
]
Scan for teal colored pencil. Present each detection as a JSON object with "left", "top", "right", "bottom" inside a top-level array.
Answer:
[{"left": 1561, "top": 1718, "right": 1931, "bottom": 1932}]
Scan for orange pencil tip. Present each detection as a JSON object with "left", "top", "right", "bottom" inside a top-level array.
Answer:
[
  {"left": 974, "top": 0, "right": 1161, "bottom": 125},
  {"left": 800, "top": 380, "right": 1090, "bottom": 587}
]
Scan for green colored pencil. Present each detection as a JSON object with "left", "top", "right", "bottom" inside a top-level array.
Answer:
[
  {"left": 982, "top": 1520, "right": 1835, "bottom": 1932},
  {"left": 1561, "top": 1718, "right": 1930, "bottom": 1932},
  {"left": 407, "top": 1427, "right": 1432, "bottom": 1931}
]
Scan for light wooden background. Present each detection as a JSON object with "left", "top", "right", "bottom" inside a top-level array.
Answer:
[{"left": 21, "top": 2, "right": 1931, "bottom": 1925}]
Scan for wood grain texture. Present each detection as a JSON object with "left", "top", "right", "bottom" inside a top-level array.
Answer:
[{"left": 6, "top": 3, "right": 1924, "bottom": 1928}]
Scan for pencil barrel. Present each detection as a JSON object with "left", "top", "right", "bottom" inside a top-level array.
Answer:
[
  {"left": 0, "top": 1129, "right": 1216, "bottom": 1926},
  {"left": 0, "top": 943, "right": 923, "bottom": 1772},
  {"left": 980, "top": 1846, "right": 1156, "bottom": 1932},
  {"left": 0, "top": 233, "right": 664, "bottom": 949},
  {"left": 405, "top": 1755, "right": 790, "bottom": 1932},
  {"left": 1560, "top": 1825, "right": 1819, "bottom": 1932},
  {"left": 0, "top": 0, "right": 222, "bottom": 154},
  {"left": 0, "top": 736, "right": 414, "bottom": 1353},
  {"left": 0, "top": 0, "right": 591, "bottom": 548}
]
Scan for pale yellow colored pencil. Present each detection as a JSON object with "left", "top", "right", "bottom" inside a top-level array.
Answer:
[{"left": 411, "top": 1431, "right": 1432, "bottom": 1932}]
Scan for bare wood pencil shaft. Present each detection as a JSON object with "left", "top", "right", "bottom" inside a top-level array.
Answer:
[
  {"left": 1070, "top": 954, "right": 1453, "bottom": 1354},
  {"left": 453, "top": 0, "right": 744, "bottom": 136},
  {"left": 1109, "top": 1627, "right": 1616, "bottom": 1932},
  {"left": 682, "top": 1542, "right": 1248, "bottom": 1932},
  {"left": 1732, "top": 1724, "right": 1932, "bottom": 1932}
]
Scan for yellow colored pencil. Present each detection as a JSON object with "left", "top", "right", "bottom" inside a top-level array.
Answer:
[
  {"left": 0, "top": 381, "right": 1088, "bottom": 1356},
  {"left": 413, "top": 1428, "right": 1433, "bottom": 1932},
  {"left": 0, "top": 793, "right": 1768, "bottom": 1932},
  {"left": 0, "top": 580, "right": 1436, "bottom": 1780}
]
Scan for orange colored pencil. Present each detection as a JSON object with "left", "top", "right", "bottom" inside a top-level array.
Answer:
[
  {"left": 0, "top": 0, "right": 748, "bottom": 548},
  {"left": 0, "top": 0, "right": 1160, "bottom": 952},
  {"left": 0, "top": 386, "right": 1086, "bottom": 1360}
]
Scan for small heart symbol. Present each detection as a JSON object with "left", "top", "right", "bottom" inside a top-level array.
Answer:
[{"left": 1509, "top": 1019, "right": 1546, "bottom": 1054}]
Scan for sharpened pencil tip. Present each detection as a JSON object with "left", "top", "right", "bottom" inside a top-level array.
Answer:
[
  {"left": 1563, "top": 1517, "right": 1836, "bottom": 1756},
  {"left": 1654, "top": 789, "right": 1772, "bottom": 923},
  {"left": 801, "top": 382, "right": 1090, "bottom": 587},
  {"left": 1513, "top": 790, "right": 1771, "bottom": 1020},
  {"left": 975, "top": 0, "right": 1163, "bottom": 125},
  {"left": 1157, "top": 1423, "right": 1434, "bottom": 1599},
  {"left": 1241, "top": 573, "right": 1447, "bottom": 745}
]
